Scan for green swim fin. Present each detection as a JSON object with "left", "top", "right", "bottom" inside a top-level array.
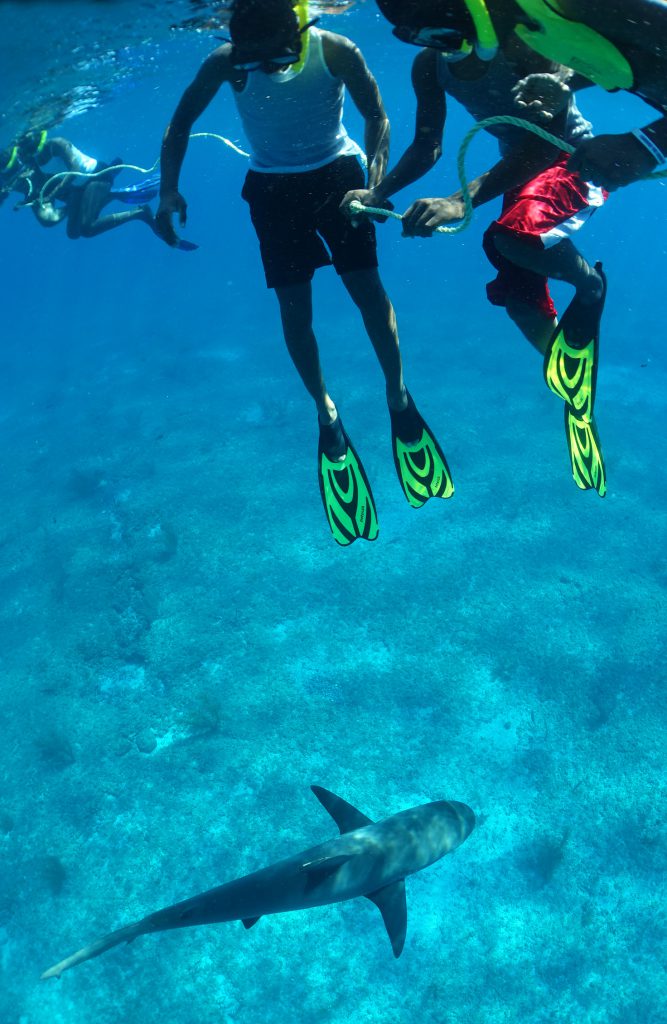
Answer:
[
  {"left": 544, "top": 262, "right": 607, "bottom": 424},
  {"left": 564, "top": 406, "right": 607, "bottom": 497},
  {"left": 318, "top": 416, "right": 379, "bottom": 545},
  {"left": 389, "top": 392, "right": 454, "bottom": 508}
]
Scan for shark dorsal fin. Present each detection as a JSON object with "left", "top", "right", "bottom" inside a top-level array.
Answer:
[
  {"left": 242, "top": 917, "right": 261, "bottom": 929},
  {"left": 311, "top": 786, "right": 374, "bottom": 833},
  {"left": 366, "top": 880, "right": 407, "bottom": 958},
  {"left": 302, "top": 853, "right": 351, "bottom": 892}
]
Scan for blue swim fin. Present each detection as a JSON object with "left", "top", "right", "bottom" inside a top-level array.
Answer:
[{"left": 111, "top": 174, "right": 161, "bottom": 204}]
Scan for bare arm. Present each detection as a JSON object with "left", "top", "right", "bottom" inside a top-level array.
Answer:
[
  {"left": 563, "top": 0, "right": 667, "bottom": 186},
  {"left": 455, "top": 133, "right": 561, "bottom": 207},
  {"left": 156, "top": 47, "right": 234, "bottom": 245},
  {"left": 394, "top": 50, "right": 564, "bottom": 234},
  {"left": 400, "top": 126, "right": 564, "bottom": 235},
  {"left": 322, "top": 32, "right": 389, "bottom": 189},
  {"left": 372, "top": 48, "right": 446, "bottom": 205},
  {"left": 339, "top": 47, "right": 445, "bottom": 220}
]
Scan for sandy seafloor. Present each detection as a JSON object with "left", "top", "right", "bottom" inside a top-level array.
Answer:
[{"left": 1, "top": 4, "right": 666, "bottom": 1023}]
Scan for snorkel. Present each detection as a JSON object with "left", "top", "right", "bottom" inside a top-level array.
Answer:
[
  {"left": 227, "top": 0, "right": 316, "bottom": 77},
  {"left": 290, "top": 0, "right": 312, "bottom": 74},
  {"left": 1, "top": 128, "right": 47, "bottom": 176},
  {"left": 34, "top": 129, "right": 48, "bottom": 154},
  {"left": 2, "top": 145, "right": 18, "bottom": 174},
  {"left": 17, "top": 128, "right": 48, "bottom": 161},
  {"left": 265, "top": 1, "right": 316, "bottom": 78},
  {"left": 379, "top": 0, "right": 498, "bottom": 63},
  {"left": 464, "top": 0, "right": 499, "bottom": 60}
]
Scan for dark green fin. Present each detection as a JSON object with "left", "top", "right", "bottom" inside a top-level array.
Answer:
[
  {"left": 544, "top": 262, "right": 607, "bottom": 424},
  {"left": 565, "top": 407, "right": 607, "bottom": 497},
  {"left": 365, "top": 880, "right": 408, "bottom": 958},
  {"left": 311, "top": 785, "right": 374, "bottom": 832},
  {"left": 318, "top": 417, "right": 379, "bottom": 546},
  {"left": 389, "top": 392, "right": 454, "bottom": 508}
]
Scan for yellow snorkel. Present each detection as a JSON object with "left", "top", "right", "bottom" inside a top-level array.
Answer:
[
  {"left": 2, "top": 145, "right": 18, "bottom": 173},
  {"left": 291, "top": 0, "right": 312, "bottom": 74},
  {"left": 463, "top": 0, "right": 499, "bottom": 61},
  {"left": 2, "top": 129, "right": 46, "bottom": 175}
]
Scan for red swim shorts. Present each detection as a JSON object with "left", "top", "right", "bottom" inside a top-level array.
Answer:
[{"left": 482, "top": 153, "right": 607, "bottom": 319}]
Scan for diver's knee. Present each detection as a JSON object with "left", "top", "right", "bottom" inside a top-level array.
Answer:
[
  {"left": 342, "top": 267, "right": 384, "bottom": 305},
  {"left": 278, "top": 302, "right": 312, "bottom": 339}
]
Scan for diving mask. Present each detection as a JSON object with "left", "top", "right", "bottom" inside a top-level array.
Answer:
[
  {"left": 392, "top": 24, "right": 473, "bottom": 61},
  {"left": 230, "top": 17, "right": 319, "bottom": 71}
]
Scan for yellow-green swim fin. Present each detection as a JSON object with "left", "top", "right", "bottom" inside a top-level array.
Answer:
[
  {"left": 544, "top": 262, "right": 607, "bottom": 424},
  {"left": 318, "top": 416, "right": 379, "bottom": 545},
  {"left": 390, "top": 392, "right": 454, "bottom": 508},
  {"left": 564, "top": 406, "right": 607, "bottom": 497}
]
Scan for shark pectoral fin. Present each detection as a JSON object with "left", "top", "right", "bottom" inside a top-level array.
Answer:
[
  {"left": 302, "top": 854, "right": 352, "bottom": 893},
  {"left": 366, "top": 880, "right": 407, "bottom": 959},
  {"left": 242, "top": 917, "right": 261, "bottom": 929},
  {"left": 311, "top": 785, "right": 374, "bottom": 833}
]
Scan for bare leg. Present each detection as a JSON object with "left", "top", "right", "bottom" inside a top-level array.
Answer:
[
  {"left": 340, "top": 267, "right": 406, "bottom": 411},
  {"left": 274, "top": 282, "right": 336, "bottom": 424},
  {"left": 79, "top": 205, "right": 153, "bottom": 238},
  {"left": 505, "top": 296, "right": 557, "bottom": 356},
  {"left": 493, "top": 234, "right": 603, "bottom": 304},
  {"left": 67, "top": 180, "right": 153, "bottom": 239}
]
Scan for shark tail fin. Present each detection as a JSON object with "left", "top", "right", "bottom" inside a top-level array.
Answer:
[
  {"left": 366, "top": 880, "right": 408, "bottom": 958},
  {"left": 41, "top": 918, "right": 146, "bottom": 980},
  {"left": 311, "top": 785, "right": 374, "bottom": 833}
]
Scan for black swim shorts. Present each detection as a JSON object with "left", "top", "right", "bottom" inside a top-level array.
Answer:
[{"left": 241, "top": 155, "right": 378, "bottom": 289}]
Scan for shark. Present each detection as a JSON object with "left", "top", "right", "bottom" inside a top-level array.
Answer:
[{"left": 41, "top": 785, "right": 475, "bottom": 979}]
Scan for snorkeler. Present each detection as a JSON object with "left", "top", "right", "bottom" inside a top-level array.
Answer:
[
  {"left": 0, "top": 129, "right": 158, "bottom": 238},
  {"left": 155, "top": 0, "right": 453, "bottom": 546},
  {"left": 345, "top": 0, "right": 607, "bottom": 496},
  {"left": 372, "top": 0, "right": 667, "bottom": 193}
]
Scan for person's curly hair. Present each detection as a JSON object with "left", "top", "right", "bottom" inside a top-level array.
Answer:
[
  {"left": 229, "top": 0, "right": 299, "bottom": 45},
  {"left": 375, "top": 0, "right": 474, "bottom": 32}
]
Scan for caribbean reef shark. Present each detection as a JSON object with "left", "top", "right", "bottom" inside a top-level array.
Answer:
[{"left": 41, "top": 785, "right": 475, "bottom": 979}]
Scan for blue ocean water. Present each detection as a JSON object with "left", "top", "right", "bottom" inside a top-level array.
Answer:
[{"left": 1, "top": 3, "right": 666, "bottom": 1022}]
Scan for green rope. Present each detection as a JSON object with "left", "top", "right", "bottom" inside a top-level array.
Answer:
[{"left": 349, "top": 114, "right": 667, "bottom": 235}]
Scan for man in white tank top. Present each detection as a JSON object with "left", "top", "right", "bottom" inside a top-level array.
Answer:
[{"left": 156, "top": 0, "right": 454, "bottom": 545}]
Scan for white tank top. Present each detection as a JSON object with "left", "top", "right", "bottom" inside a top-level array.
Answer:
[{"left": 232, "top": 28, "right": 362, "bottom": 173}]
